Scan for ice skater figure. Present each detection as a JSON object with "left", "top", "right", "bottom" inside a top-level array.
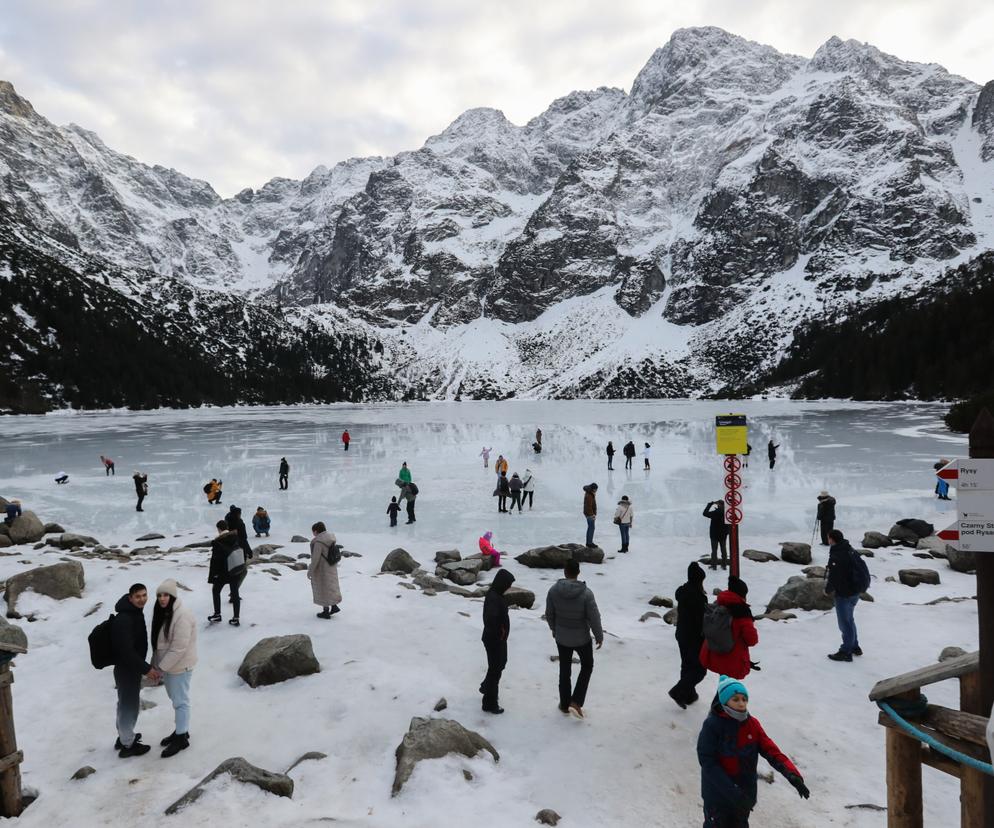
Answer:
[
  {"left": 642, "top": 442, "right": 651, "bottom": 470},
  {"left": 387, "top": 496, "right": 400, "bottom": 527},
  {"left": 582, "top": 483, "right": 598, "bottom": 547},
  {"left": 309, "top": 521, "right": 342, "bottom": 619},
  {"left": 508, "top": 472, "right": 524, "bottom": 512},
  {"left": 668, "top": 562, "right": 708, "bottom": 709},
  {"left": 623, "top": 440, "right": 636, "bottom": 470},
  {"left": 4, "top": 499, "right": 21, "bottom": 525},
  {"left": 606, "top": 441, "right": 615, "bottom": 470},
  {"left": 522, "top": 468, "right": 535, "bottom": 509},
  {"left": 816, "top": 491, "right": 836, "bottom": 546},
  {"left": 342, "top": 430, "right": 350, "bottom": 451},
  {"left": 478, "top": 531, "right": 502, "bottom": 567},
  {"left": 252, "top": 506, "right": 271, "bottom": 537},
  {"left": 767, "top": 439, "right": 779, "bottom": 470},
  {"left": 546, "top": 559, "right": 603, "bottom": 718},
  {"left": 279, "top": 457, "right": 289, "bottom": 490},
  {"left": 54, "top": 471, "right": 69, "bottom": 484},
  {"left": 703, "top": 500, "right": 729, "bottom": 570},
  {"left": 133, "top": 472, "right": 148, "bottom": 512},
  {"left": 697, "top": 676, "right": 809, "bottom": 827},
  {"left": 613, "top": 495, "right": 633, "bottom": 552},
  {"left": 480, "top": 568, "right": 515, "bottom": 714},
  {"left": 480, "top": 447, "right": 492, "bottom": 468},
  {"left": 700, "top": 576, "right": 757, "bottom": 680},
  {"left": 100, "top": 455, "right": 115, "bottom": 475}
]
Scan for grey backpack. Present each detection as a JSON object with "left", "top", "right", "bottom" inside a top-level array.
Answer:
[{"left": 702, "top": 604, "right": 735, "bottom": 654}]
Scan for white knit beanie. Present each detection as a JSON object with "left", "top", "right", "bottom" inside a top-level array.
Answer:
[{"left": 156, "top": 578, "right": 178, "bottom": 598}]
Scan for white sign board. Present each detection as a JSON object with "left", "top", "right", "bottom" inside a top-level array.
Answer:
[
  {"left": 955, "top": 520, "right": 994, "bottom": 553},
  {"left": 937, "top": 458, "right": 994, "bottom": 490},
  {"left": 958, "top": 490, "right": 994, "bottom": 522}
]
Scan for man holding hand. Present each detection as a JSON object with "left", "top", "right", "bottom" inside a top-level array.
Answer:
[{"left": 111, "top": 583, "right": 160, "bottom": 757}]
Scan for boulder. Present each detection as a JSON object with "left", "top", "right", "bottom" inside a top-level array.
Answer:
[
  {"left": 862, "top": 531, "right": 892, "bottom": 549},
  {"left": 434, "top": 550, "right": 461, "bottom": 565},
  {"left": 663, "top": 608, "right": 678, "bottom": 625},
  {"left": 899, "top": 569, "right": 941, "bottom": 587},
  {"left": 165, "top": 757, "right": 293, "bottom": 814},
  {"left": 7, "top": 512, "right": 45, "bottom": 545},
  {"left": 237, "top": 635, "right": 320, "bottom": 688},
  {"left": 503, "top": 586, "right": 535, "bottom": 610},
  {"left": 778, "top": 542, "right": 812, "bottom": 565},
  {"left": 938, "top": 646, "right": 967, "bottom": 663},
  {"left": 946, "top": 546, "right": 977, "bottom": 573},
  {"left": 290, "top": 535, "right": 308, "bottom": 543},
  {"left": 252, "top": 544, "right": 283, "bottom": 557},
  {"left": 43, "top": 523, "right": 65, "bottom": 535},
  {"left": 648, "top": 595, "right": 673, "bottom": 608},
  {"left": 756, "top": 610, "right": 797, "bottom": 622},
  {"left": 392, "top": 717, "right": 499, "bottom": 796},
  {"left": 434, "top": 698, "right": 447, "bottom": 712},
  {"left": 5, "top": 560, "right": 85, "bottom": 615},
  {"left": 639, "top": 611, "right": 661, "bottom": 622},
  {"left": 0, "top": 537, "right": 10, "bottom": 549},
  {"left": 0, "top": 617, "right": 27, "bottom": 651},
  {"left": 381, "top": 548, "right": 421, "bottom": 574},
  {"left": 536, "top": 810, "right": 562, "bottom": 826},
  {"left": 802, "top": 566, "right": 826, "bottom": 579},
  {"left": 916, "top": 536, "right": 947, "bottom": 557},
  {"left": 889, "top": 521, "right": 933, "bottom": 547},
  {"left": 515, "top": 543, "right": 604, "bottom": 568},
  {"left": 411, "top": 569, "right": 449, "bottom": 593},
  {"left": 135, "top": 532, "right": 165, "bottom": 541},
  {"left": 437, "top": 558, "right": 484, "bottom": 586},
  {"left": 464, "top": 552, "right": 494, "bottom": 572},
  {"left": 743, "top": 549, "right": 779, "bottom": 563},
  {"left": 857, "top": 549, "right": 875, "bottom": 558},
  {"left": 71, "top": 766, "right": 96, "bottom": 781},
  {"left": 56, "top": 533, "right": 99, "bottom": 549},
  {"left": 284, "top": 751, "right": 327, "bottom": 774},
  {"left": 766, "top": 576, "right": 834, "bottom": 613}
]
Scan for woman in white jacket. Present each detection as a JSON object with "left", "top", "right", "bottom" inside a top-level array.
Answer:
[
  {"left": 522, "top": 469, "right": 536, "bottom": 509},
  {"left": 613, "top": 495, "right": 634, "bottom": 553},
  {"left": 152, "top": 578, "right": 198, "bottom": 757}
]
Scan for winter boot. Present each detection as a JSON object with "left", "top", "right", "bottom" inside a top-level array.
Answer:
[
  {"left": 161, "top": 733, "right": 190, "bottom": 758},
  {"left": 316, "top": 609, "right": 332, "bottom": 619},
  {"left": 118, "top": 738, "right": 151, "bottom": 758},
  {"left": 114, "top": 732, "right": 142, "bottom": 750}
]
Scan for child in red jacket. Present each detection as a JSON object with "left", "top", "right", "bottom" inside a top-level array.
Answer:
[
  {"left": 698, "top": 675, "right": 810, "bottom": 826},
  {"left": 700, "top": 576, "right": 758, "bottom": 680},
  {"left": 479, "top": 531, "right": 501, "bottom": 567}
]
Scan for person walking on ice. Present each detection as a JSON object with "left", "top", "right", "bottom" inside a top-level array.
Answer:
[
  {"left": 207, "top": 520, "right": 243, "bottom": 626},
  {"left": 623, "top": 440, "right": 636, "bottom": 470},
  {"left": 387, "top": 496, "right": 400, "bottom": 527},
  {"left": 606, "top": 441, "right": 615, "bottom": 470},
  {"left": 495, "top": 455, "right": 508, "bottom": 477},
  {"left": 279, "top": 457, "right": 289, "bottom": 490},
  {"left": 309, "top": 521, "right": 342, "bottom": 618},
  {"left": 478, "top": 531, "right": 502, "bottom": 567},
  {"left": 342, "top": 430, "right": 350, "bottom": 451},
  {"left": 133, "top": 471, "right": 148, "bottom": 512},
  {"left": 613, "top": 495, "right": 633, "bottom": 553},
  {"left": 703, "top": 500, "right": 729, "bottom": 570},
  {"left": 582, "top": 483, "right": 598, "bottom": 547},
  {"left": 398, "top": 462, "right": 412, "bottom": 484},
  {"left": 480, "top": 447, "right": 492, "bottom": 468},
  {"left": 522, "top": 468, "right": 535, "bottom": 509},
  {"left": 642, "top": 442, "right": 651, "bottom": 470},
  {"left": 767, "top": 439, "right": 779, "bottom": 470},
  {"left": 669, "top": 562, "right": 708, "bottom": 709},
  {"left": 546, "top": 559, "right": 603, "bottom": 718},
  {"left": 100, "top": 455, "right": 115, "bottom": 475},
  {"left": 151, "top": 579, "right": 197, "bottom": 758},
  {"left": 508, "top": 472, "right": 524, "bottom": 512},
  {"left": 697, "top": 675, "right": 809, "bottom": 827},
  {"left": 480, "top": 568, "right": 515, "bottom": 714},
  {"left": 816, "top": 491, "right": 836, "bottom": 546},
  {"left": 495, "top": 471, "right": 510, "bottom": 513}
]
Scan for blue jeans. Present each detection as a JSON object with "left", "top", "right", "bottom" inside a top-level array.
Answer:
[
  {"left": 114, "top": 666, "right": 141, "bottom": 748},
  {"left": 164, "top": 670, "right": 193, "bottom": 735},
  {"left": 585, "top": 517, "right": 595, "bottom": 546},
  {"left": 619, "top": 523, "right": 630, "bottom": 549},
  {"left": 834, "top": 594, "right": 860, "bottom": 654}
]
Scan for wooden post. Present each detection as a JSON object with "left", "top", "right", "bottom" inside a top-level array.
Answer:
[
  {"left": 969, "top": 409, "right": 994, "bottom": 826},
  {"left": 959, "top": 672, "right": 986, "bottom": 826},
  {"left": 0, "top": 662, "right": 22, "bottom": 817},
  {"left": 886, "top": 689, "right": 924, "bottom": 828}
]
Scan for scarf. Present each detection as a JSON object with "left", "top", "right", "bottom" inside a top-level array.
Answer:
[{"left": 721, "top": 704, "right": 749, "bottom": 722}]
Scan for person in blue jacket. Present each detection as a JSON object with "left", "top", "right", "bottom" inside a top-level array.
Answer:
[
  {"left": 3, "top": 500, "right": 21, "bottom": 525},
  {"left": 697, "top": 675, "right": 809, "bottom": 826},
  {"left": 252, "top": 507, "right": 271, "bottom": 538}
]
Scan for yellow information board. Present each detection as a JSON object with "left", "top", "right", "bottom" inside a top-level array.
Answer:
[{"left": 715, "top": 414, "right": 748, "bottom": 456}]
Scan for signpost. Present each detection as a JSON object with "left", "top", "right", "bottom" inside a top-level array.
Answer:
[
  {"left": 716, "top": 414, "right": 747, "bottom": 578},
  {"left": 936, "top": 460, "right": 994, "bottom": 553}
]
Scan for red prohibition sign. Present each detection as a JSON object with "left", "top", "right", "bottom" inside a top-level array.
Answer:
[
  {"left": 725, "top": 507, "right": 742, "bottom": 524},
  {"left": 724, "top": 490, "right": 742, "bottom": 507},
  {"left": 724, "top": 473, "right": 742, "bottom": 489},
  {"left": 723, "top": 456, "right": 741, "bottom": 473}
]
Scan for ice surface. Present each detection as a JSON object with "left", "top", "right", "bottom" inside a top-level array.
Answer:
[{"left": 0, "top": 400, "right": 976, "bottom": 826}]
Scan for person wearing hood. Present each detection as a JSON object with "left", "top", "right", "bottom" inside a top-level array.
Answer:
[
  {"left": 225, "top": 505, "right": 253, "bottom": 593},
  {"left": 521, "top": 469, "right": 535, "bottom": 509},
  {"left": 613, "top": 495, "right": 633, "bottom": 553},
  {"left": 133, "top": 471, "right": 148, "bottom": 512},
  {"left": 309, "top": 521, "right": 342, "bottom": 618},
  {"left": 495, "top": 471, "right": 511, "bottom": 513},
  {"left": 252, "top": 506, "right": 271, "bottom": 537},
  {"left": 606, "top": 441, "right": 615, "bottom": 470},
  {"left": 111, "top": 583, "right": 160, "bottom": 757},
  {"left": 767, "top": 439, "right": 779, "bottom": 470},
  {"left": 582, "top": 483, "right": 598, "bottom": 548},
  {"left": 387, "top": 496, "right": 400, "bottom": 527},
  {"left": 698, "top": 676, "right": 809, "bottom": 826},
  {"left": 546, "top": 559, "right": 603, "bottom": 718},
  {"left": 480, "top": 568, "right": 516, "bottom": 714},
  {"left": 623, "top": 440, "right": 636, "bottom": 470},
  {"left": 279, "top": 457, "right": 289, "bottom": 490},
  {"left": 508, "top": 472, "right": 524, "bottom": 512},
  {"left": 152, "top": 579, "right": 198, "bottom": 757},
  {"left": 703, "top": 500, "right": 729, "bottom": 571},
  {"left": 825, "top": 529, "right": 864, "bottom": 662},
  {"left": 816, "top": 491, "right": 836, "bottom": 546},
  {"left": 397, "top": 479, "right": 418, "bottom": 523},
  {"left": 3, "top": 499, "right": 21, "bottom": 525},
  {"left": 669, "top": 562, "right": 708, "bottom": 709},
  {"left": 342, "top": 429, "right": 350, "bottom": 451},
  {"left": 478, "top": 531, "right": 501, "bottom": 567},
  {"left": 700, "top": 576, "right": 758, "bottom": 680},
  {"left": 207, "top": 520, "right": 244, "bottom": 626}
]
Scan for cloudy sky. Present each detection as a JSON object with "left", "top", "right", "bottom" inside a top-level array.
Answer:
[{"left": 1, "top": 1, "right": 990, "bottom": 196}]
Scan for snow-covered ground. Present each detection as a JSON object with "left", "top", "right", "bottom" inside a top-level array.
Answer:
[{"left": 0, "top": 400, "right": 977, "bottom": 826}]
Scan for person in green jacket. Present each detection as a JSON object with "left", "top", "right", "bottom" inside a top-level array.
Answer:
[{"left": 398, "top": 462, "right": 412, "bottom": 484}]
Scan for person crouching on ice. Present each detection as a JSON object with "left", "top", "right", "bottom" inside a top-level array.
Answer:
[
  {"left": 479, "top": 531, "right": 501, "bottom": 567},
  {"left": 697, "top": 675, "right": 810, "bottom": 826}
]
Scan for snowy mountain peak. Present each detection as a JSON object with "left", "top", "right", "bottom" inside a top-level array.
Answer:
[{"left": 0, "top": 80, "right": 37, "bottom": 119}]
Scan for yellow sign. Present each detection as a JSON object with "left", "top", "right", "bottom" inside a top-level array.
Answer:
[{"left": 715, "top": 414, "right": 748, "bottom": 456}]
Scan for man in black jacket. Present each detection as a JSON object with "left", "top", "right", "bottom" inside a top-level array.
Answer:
[
  {"left": 133, "top": 471, "right": 148, "bottom": 512},
  {"left": 111, "top": 583, "right": 159, "bottom": 757},
  {"left": 703, "top": 500, "right": 729, "bottom": 570},
  {"left": 225, "top": 505, "right": 253, "bottom": 593},
  {"left": 669, "top": 562, "right": 708, "bottom": 708},
  {"left": 480, "top": 569, "right": 516, "bottom": 714},
  {"left": 825, "top": 529, "right": 863, "bottom": 662},
  {"left": 623, "top": 441, "right": 636, "bottom": 470},
  {"left": 816, "top": 491, "right": 836, "bottom": 546},
  {"left": 208, "top": 520, "right": 245, "bottom": 625},
  {"left": 279, "top": 457, "right": 289, "bottom": 490}
]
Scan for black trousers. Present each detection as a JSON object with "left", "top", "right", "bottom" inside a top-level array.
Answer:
[
  {"left": 522, "top": 491, "right": 534, "bottom": 508},
  {"left": 557, "top": 641, "right": 594, "bottom": 709},
  {"left": 497, "top": 495, "right": 507, "bottom": 512},
  {"left": 212, "top": 574, "right": 241, "bottom": 617},
  {"left": 625, "top": 456, "right": 633, "bottom": 469},
  {"left": 406, "top": 500, "right": 416, "bottom": 522},
  {"left": 607, "top": 455, "right": 613, "bottom": 469},
  {"left": 279, "top": 473, "right": 288, "bottom": 490},
  {"left": 389, "top": 514, "right": 397, "bottom": 526},
  {"left": 509, "top": 492, "right": 522, "bottom": 512},
  {"left": 670, "top": 634, "right": 706, "bottom": 703},
  {"left": 769, "top": 457, "right": 776, "bottom": 469},
  {"left": 481, "top": 638, "right": 507, "bottom": 708},
  {"left": 820, "top": 518, "right": 834, "bottom": 545},
  {"left": 135, "top": 493, "right": 145, "bottom": 511},
  {"left": 709, "top": 534, "right": 728, "bottom": 568}
]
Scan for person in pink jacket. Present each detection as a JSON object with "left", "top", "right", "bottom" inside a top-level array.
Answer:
[{"left": 479, "top": 531, "right": 501, "bottom": 567}]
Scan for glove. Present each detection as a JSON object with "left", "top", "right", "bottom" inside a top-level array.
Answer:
[
  {"left": 786, "top": 773, "right": 810, "bottom": 799},
  {"left": 750, "top": 661, "right": 762, "bottom": 672}
]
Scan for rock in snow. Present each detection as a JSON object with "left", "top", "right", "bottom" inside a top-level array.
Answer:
[
  {"left": 536, "top": 809, "right": 562, "bottom": 825},
  {"left": 515, "top": 544, "right": 604, "bottom": 568},
  {"left": 237, "top": 635, "right": 320, "bottom": 688},
  {"left": 898, "top": 569, "right": 941, "bottom": 587},
  {"left": 766, "top": 576, "right": 834, "bottom": 613},
  {"left": 778, "top": 543, "right": 812, "bottom": 565},
  {"left": 381, "top": 548, "right": 421, "bottom": 574},
  {"left": 4, "top": 560, "right": 85, "bottom": 616},
  {"left": 393, "top": 717, "right": 499, "bottom": 796},
  {"left": 165, "top": 757, "right": 294, "bottom": 814}
]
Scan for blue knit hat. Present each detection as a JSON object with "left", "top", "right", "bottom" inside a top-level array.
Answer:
[{"left": 717, "top": 674, "right": 749, "bottom": 705}]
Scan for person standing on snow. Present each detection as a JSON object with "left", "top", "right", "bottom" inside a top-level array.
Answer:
[
  {"left": 613, "top": 495, "right": 633, "bottom": 553},
  {"left": 495, "top": 471, "right": 511, "bottom": 513},
  {"left": 252, "top": 506, "right": 271, "bottom": 537},
  {"left": 342, "top": 430, "right": 350, "bottom": 451},
  {"left": 309, "top": 521, "right": 342, "bottom": 619},
  {"left": 205, "top": 478, "right": 222, "bottom": 504},
  {"left": 397, "top": 479, "right": 418, "bottom": 523},
  {"left": 700, "top": 576, "right": 758, "bottom": 680},
  {"left": 100, "top": 455, "right": 115, "bottom": 476},
  {"left": 623, "top": 440, "right": 636, "bottom": 470},
  {"left": 606, "top": 441, "right": 615, "bottom": 470},
  {"left": 697, "top": 676, "right": 809, "bottom": 827},
  {"left": 495, "top": 455, "right": 508, "bottom": 477},
  {"left": 508, "top": 472, "right": 524, "bottom": 513},
  {"left": 111, "top": 583, "right": 160, "bottom": 757},
  {"left": 480, "top": 447, "right": 492, "bottom": 469},
  {"left": 546, "top": 559, "right": 603, "bottom": 718},
  {"left": 582, "top": 483, "right": 598, "bottom": 547},
  {"left": 224, "top": 505, "right": 254, "bottom": 595},
  {"left": 387, "top": 496, "right": 400, "bottom": 527},
  {"left": 279, "top": 457, "right": 289, "bottom": 490},
  {"left": 816, "top": 491, "right": 836, "bottom": 546},
  {"left": 521, "top": 468, "right": 535, "bottom": 509},
  {"left": 133, "top": 471, "right": 148, "bottom": 512},
  {"left": 668, "top": 562, "right": 708, "bottom": 709},
  {"left": 535, "top": 428, "right": 542, "bottom": 447},
  {"left": 207, "top": 520, "right": 243, "bottom": 626},
  {"left": 934, "top": 459, "right": 951, "bottom": 500},
  {"left": 480, "top": 568, "right": 516, "bottom": 714},
  {"left": 643, "top": 442, "right": 652, "bottom": 470},
  {"left": 743, "top": 443, "right": 752, "bottom": 468},
  {"left": 767, "top": 439, "right": 780, "bottom": 470},
  {"left": 478, "top": 531, "right": 502, "bottom": 567},
  {"left": 399, "top": 462, "right": 412, "bottom": 484},
  {"left": 703, "top": 500, "right": 729, "bottom": 571},
  {"left": 825, "top": 529, "right": 864, "bottom": 662},
  {"left": 151, "top": 578, "right": 197, "bottom": 758}
]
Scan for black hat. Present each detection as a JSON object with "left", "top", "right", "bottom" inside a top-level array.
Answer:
[
  {"left": 728, "top": 575, "right": 748, "bottom": 598},
  {"left": 687, "top": 561, "right": 705, "bottom": 584}
]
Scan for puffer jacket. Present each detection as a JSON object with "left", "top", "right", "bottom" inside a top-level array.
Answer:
[
  {"left": 699, "top": 590, "right": 758, "bottom": 680},
  {"left": 546, "top": 578, "right": 603, "bottom": 647},
  {"left": 153, "top": 598, "right": 198, "bottom": 674}
]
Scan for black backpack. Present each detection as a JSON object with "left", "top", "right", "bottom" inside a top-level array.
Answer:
[
  {"left": 324, "top": 543, "right": 342, "bottom": 566},
  {"left": 88, "top": 614, "right": 115, "bottom": 669},
  {"left": 851, "top": 550, "right": 871, "bottom": 594},
  {"left": 408, "top": 482, "right": 419, "bottom": 496},
  {"left": 202, "top": 483, "right": 212, "bottom": 494},
  {"left": 702, "top": 604, "right": 735, "bottom": 654}
]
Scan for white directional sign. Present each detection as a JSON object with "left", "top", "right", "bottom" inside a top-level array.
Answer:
[
  {"left": 936, "top": 459, "right": 994, "bottom": 490},
  {"left": 938, "top": 520, "right": 994, "bottom": 553}
]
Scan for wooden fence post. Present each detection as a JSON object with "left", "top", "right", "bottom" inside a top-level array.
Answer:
[
  {"left": 886, "top": 690, "right": 924, "bottom": 828},
  {"left": 0, "top": 659, "right": 23, "bottom": 817}
]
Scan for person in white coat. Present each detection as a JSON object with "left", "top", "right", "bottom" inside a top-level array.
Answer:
[
  {"left": 309, "top": 521, "right": 342, "bottom": 619},
  {"left": 152, "top": 578, "right": 197, "bottom": 757},
  {"left": 522, "top": 468, "right": 536, "bottom": 509},
  {"left": 642, "top": 443, "right": 651, "bottom": 470},
  {"left": 613, "top": 495, "right": 634, "bottom": 552}
]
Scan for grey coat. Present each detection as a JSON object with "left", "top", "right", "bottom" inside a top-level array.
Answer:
[
  {"left": 308, "top": 531, "right": 342, "bottom": 607},
  {"left": 546, "top": 578, "right": 603, "bottom": 647}
]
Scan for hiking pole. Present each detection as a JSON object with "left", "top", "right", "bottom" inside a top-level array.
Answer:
[{"left": 809, "top": 514, "right": 818, "bottom": 548}]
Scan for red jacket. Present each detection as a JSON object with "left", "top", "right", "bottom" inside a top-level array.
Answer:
[
  {"left": 342, "top": 431, "right": 350, "bottom": 444},
  {"left": 700, "top": 590, "right": 758, "bottom": 680}
]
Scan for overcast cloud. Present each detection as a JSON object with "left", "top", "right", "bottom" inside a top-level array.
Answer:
[{"left": 1, "top": 0, "right": 990, "bottom": 196}]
